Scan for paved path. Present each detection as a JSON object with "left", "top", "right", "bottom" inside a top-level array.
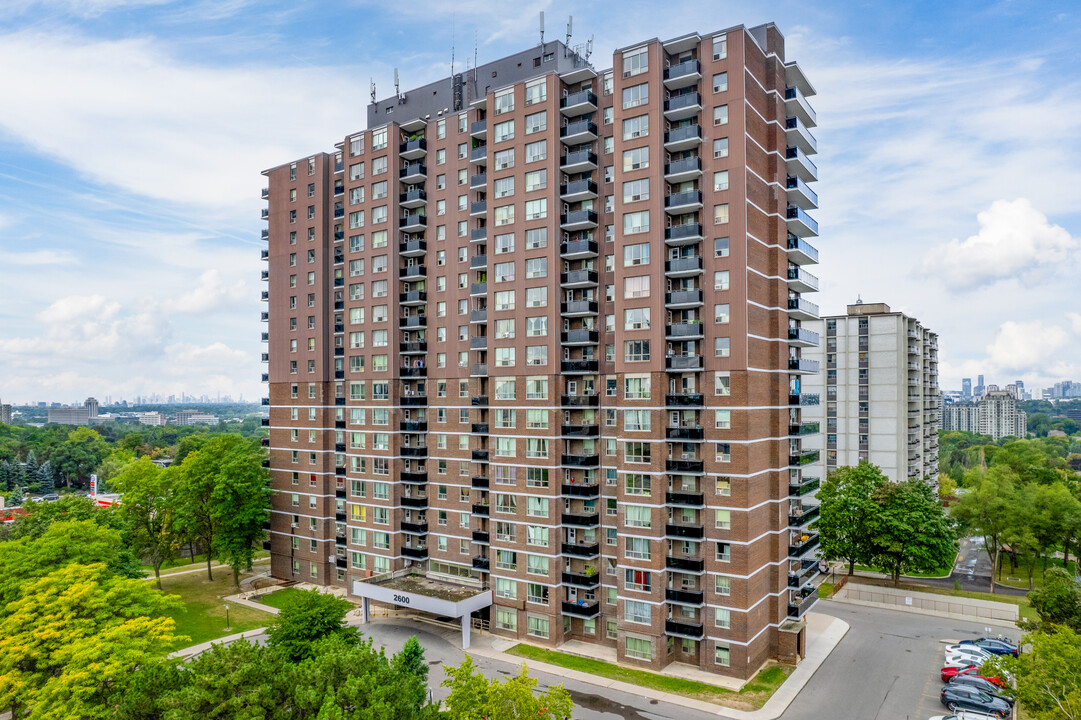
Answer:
[
  {"left": 917, "top": 537, "right": 1028, "bottom": 596},
  {"left": 142, "top": 556, "right": 271, "bottom": 581}
]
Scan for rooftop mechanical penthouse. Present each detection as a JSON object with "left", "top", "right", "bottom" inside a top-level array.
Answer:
[{"left": 260, "top": 22, "right": 822, "bottom": 679}]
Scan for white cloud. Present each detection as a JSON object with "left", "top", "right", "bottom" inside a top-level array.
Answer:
[
  {"left": 919, "top": 199, "right": 1079, "bottom": 289},
  {"left": 0, "top": 0, "right": 173, "bottom": 17},
  {"left": 985, "top": 320, "right": 1069, "bottom": 372},
  {"left": 1067, "top": 312, "right": 1081, "bottom": 334},
  {"left": 173, "top": 268, "right": 248, "bottom": 313},
  {"left": 0, "top": 249, "right": 77, "bottom": 265}
]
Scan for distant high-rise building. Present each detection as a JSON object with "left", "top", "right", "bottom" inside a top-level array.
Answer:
[
  {"left": 0, "top": 399, "right": 12, "bottom": 425},
  {"left": 961, "top": 378, "right": 972, "bottom": 399},
  {"left": 975, "top": 374, "right": 985, "bottom": 398},
  {"left": 804, "top": 302, "right": 939, "bottom": 483},
  {"left": 261, "top": 24, "right": 822, "bottom": 678},
  {"left": 942, "top": 385, "right": 1026, "bottom": 440},
  {"left": 85, "top": 397, "right": 99, "bottom": 418}
]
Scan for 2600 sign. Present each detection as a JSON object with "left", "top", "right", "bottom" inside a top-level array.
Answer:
[{"left": 393, "top": 594, "right": 410, "bottom": 604}]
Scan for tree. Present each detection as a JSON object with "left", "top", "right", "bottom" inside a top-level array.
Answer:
[
  {"left": 870, "top": 478, "right": 957, "bottom": 586},
  {"left": 950, "top": 465, "right": 1019, "bottom": 593},
  {"left": 1029, "top": 568, "right": 1081, "bottom": 631},
  {"left": 113, "top": 457, "right": 181, "bottom": 590},
  {"left": 50, "top": 427, "right": 110, "bottom": 488},
  {"left": 266, "top": 589, "right": 359, "bottom": 662},
  {"left": 208, "top": 436, "right": 271, "bottom": 587},
  {"left": 0, "top": 562, "right": 184, "bottom": 720},
  {"left": 8, "top": 483, "right": 23, "bottom": 507},
  {"left": 815, "top": 461, "right": 886, "bottom": 575},
  {"left": 0, "top": 494, "right": 126, "bottom": 543},
  {"left": 986, "top": 627, "right": 1081, "bottom": 720},
  {"left": 37, "top": 460, "right": 54, "bottom": 494},
  {"left": 392, "top": 635, "right": 429, "bottom": 686},
  {"left": 442, "top": 655, "right": 574, "bottom": 720}
]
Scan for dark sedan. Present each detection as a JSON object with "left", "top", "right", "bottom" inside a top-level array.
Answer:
[
  {"left": 947, "top": 674, "right": 1014, "bottom": 705},
  {"left": 958, "top": 637, "right": 1019, "bottom": 657},
  {"left": 940, "top": 685, "right": 1011, "bottom": 717}
]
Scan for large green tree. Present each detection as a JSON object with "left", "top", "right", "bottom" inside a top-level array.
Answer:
[
  {"left": 950, "top": 464, "right": 1020, "bottom": 593},
  {"left": 266, "top": 589, "right": 359, "bottom": 662},
  {"left": 113, "top": 457, "right": 181, "bottom": 589},
  {"left": 442, "top": 656, "right": 574, "bottom": 720},
  {"left": 869, "top": 478, "right": 956, "bottom": 585},
  {"left": 987, "top": 627, "right": 1081, "bottom": 720},
  {"left": 50, "top": 427, "right": 110, "bottom": 488},
  {"left": 1029, "top": 568, "right": 1081, "bottom": 631},
  {"left": 815, "top": 461, "right": 886, "bottom": 575}
]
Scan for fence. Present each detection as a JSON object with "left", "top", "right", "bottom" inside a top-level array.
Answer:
[{"left": 833, "top": 581, "right": 1018, "bottom": 626}]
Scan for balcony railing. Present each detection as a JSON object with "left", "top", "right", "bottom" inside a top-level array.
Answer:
[
  {"left": 561, "top": 600, "right": 600, "bottom": 618},
  {"left": 665, "top": 619, "right": 704, "bottom": 638},
  {"left": 561, "top": 482, "right": 600, "bottom": 497},
  {"left": 665, "top": 588, "right": 704, "bottom": 605},
  {"left": 561, "top": 571, "right": 600, "bottom": 588},
  {"left": 562, "top": 542, "right": 600, "bottom": 558},
  {"left": 665, "top": 491, "right": 704, "bottom": 506},
  {"left": 562, "top": 512, "right": 600, "bottom": 527},
  {"left": 665, "top": 523, "right": 705, "bottom": 539},
  {"left": 788, "top": 532, "right": 820, "bottom": 558},
  {"left": 666, "top": 556, "right": 705, "bottom": 572},
  {"left": 665, "top": 393, "right": 704, "bottom": 407}
]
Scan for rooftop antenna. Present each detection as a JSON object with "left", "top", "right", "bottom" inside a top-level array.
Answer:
[
  {"left": 451, "top": 22, "right": 455, "bottom": 76},
  {"left": 370, "top": 78, "right": 376, "bottom": 104},
  {"left": 394, "top": 68, "right": 400, "bottom": 98},
  {"left": 566, "top": 15, "right": 572, "bottom": 49},
  {"left": 539, "top": 11, "right": 544, "bottom": 46}
]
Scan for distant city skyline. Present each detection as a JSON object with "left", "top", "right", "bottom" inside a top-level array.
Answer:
[{"left": 6, "top": 393, "right": 250, "bottom": 407}]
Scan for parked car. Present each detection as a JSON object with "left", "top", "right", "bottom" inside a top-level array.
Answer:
[
  {"left": 947, "top": 675, "right": 1014, "bottom": 705},
  {"left": 928, "top": 712, "right": 1001, "bottom": 720},
  {"left": 958, "top": 637, "right": 1019, "bottom": 657},
  {"left": 945, "top": 645, "right": 993, "bottom": 667},
  {"left": 42, "top": 493, "right": 59, "bottom": 502},
  {"left": 940, "top": 685, "right": 1011, "bottom": 718},
  {"left": 941, "top": 665, "right": 1006, "bottom": 687}
]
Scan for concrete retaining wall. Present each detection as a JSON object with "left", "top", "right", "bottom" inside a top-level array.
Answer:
[{"left": 833, "top": 582, "right": 1018, "bottom": 626}]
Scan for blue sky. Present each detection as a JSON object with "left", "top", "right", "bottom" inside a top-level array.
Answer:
[{"left": 0, "top": 0, "right": 1079, "bottom": 404}]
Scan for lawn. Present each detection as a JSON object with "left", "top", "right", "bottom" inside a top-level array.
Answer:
[
  {"left": 505, "top": 644, "right": 791, "bottom": 710},
  {"left": 993, "top": 557, "right": 1077, "bottom": 592},
  {"left": 158, "top": 566, "right": 274, "bottom": 650},
  {"left": 255, "top": 586, "right": 310, "bottom": 611},
  {"left": 143, "top": 549, "right": 270, "bottom": 577},
  {"left": 850, "top": 576, "right": 1036, "bottom": 624}
]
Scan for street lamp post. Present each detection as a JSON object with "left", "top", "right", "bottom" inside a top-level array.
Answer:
[{"left": 225, "top": 604, "right": 230, "bottom": 631}]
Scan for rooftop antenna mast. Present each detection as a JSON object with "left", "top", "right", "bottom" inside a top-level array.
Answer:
[
  {"left": 394, "top": 68, "right": 404, "bottom": 103},
  {"left": 539, "top": 11, "right": 544, "bottom": 46},
  {"left": 565, "top": 15, "right": 572, "bottom": 53},
  {"left": 370, "top": 78, "right": 376, "bottom": 104}
]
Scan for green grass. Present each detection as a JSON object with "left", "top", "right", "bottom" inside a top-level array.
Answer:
[
  {"left": 853, "top": 562, "right": 953, "bottom": 579},
  {"left": 993, "top": 557, "right": 1077, "bottom": 592},
  {"left": 143, "top": 550, "right": 270, "bottom": 577},
  {"left": 255, "top": 586, "right": 310, "bottom": 611},
  {"left": 818, "top": 582, "right": 834, "bottom": 598},
  {"left": 157, "top": 566, "right": 274, "bottom": 650},
  {"left": 505, "top": 644, "right": 791, "bottom": 709}
]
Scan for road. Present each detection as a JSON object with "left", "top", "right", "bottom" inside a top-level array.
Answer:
[
  {"left": 916, "top": 536, "right": 1027, "bottom": 597},
  {"left": 249, "top": 600, "right": 1015, "bottom": 720}
]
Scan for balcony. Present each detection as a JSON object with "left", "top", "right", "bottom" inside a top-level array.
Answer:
[
  {"left": 560, "top": 89, "right": 598, "bottom": 116},
  {"left": 561, "top": 482, "right": 600, "bottom": 498},
  {"left": 470, "top": 227, "right": 487, "bottom": 242},
  {"left": 787, "top": 235, "right": 819, "bottom": 265},
  {"left": 560, "top": 150, "right": 598, "bottom": 173},
  {"left": 470, "top": 172, "right": 487, "bottom": 189},
  {"left": 788, "top": 593, "right": 818, "bottom": 619},
  {"left": 663, "top": 59, "right": 702, "bottom": 88},
  {"left": 663, "top": 92, "right": 703, "bottom": 120},
  {"left": 665, "top": 393, "right": 704, "bottom": 407},
  {"left": 786, "top": 266, "right": 819, "bottom": 293},
  {"left": 472, "top": 503, "right": 490, "bottom": 516},
  {"left": 470, "top": 200, "right": 487, "bottom": 217},
  {"left": 400, "top": 264, "right": 426, "bottom": 280},
  {"left": 560, "top": 238, "right": 598, "bottom": 259},
  {"left": 471, "top": 395, "right": 489, "bottom": 406},
  {"left": 399, "top": 137, "right": 427, "bottom": 159},
  {"left": 559, "top": 180, "right": 598, "bottom": 202},
  {"left": 561, "top": 329, "right": 598, "bottom": 345},
  {"left": 562, "top": 571, "right": 600, "bottom": 588},
  {"left": 562, "top": 542, "right": 600, "bottom": 558},
  {"left": 472, "top": 555, "right": 490, "bottom": 570},
  {"left": 401, "top": 471, "right": 428, "bottom": 483},
  {"left": 561, "top": 600, "right": 600, "bottom": 618},
  {"left": 666, "top": 556, "right": 705, "bottom": 572},
  {"left": 664, "top": 190, "right": 704, "bottom": 214},
  {"left": 469, "top": 308, "right": 487, "bottom": 323},
  {"left": 561, "top": 512, "right": 600, "bottom": 527},
  {"left": 786, "top": 176, "right": 819, "bottom": 213},
  {"left": 788, "top": 326, "right": 820, "bottom": 347},
  {"left": 560, "top": 210, "right": 598, "bottom": 231},
  {"left": 789, "top": 505, "right": 820, "bottom": 527},
  {"left": 788, "top": 356, "right": 820, "bottom": 374},
  {"left": 471, "top": 422, "right": 489, "bottom": 434},
  {"left": 665, "top": 491, "right": 705, "bottom": 507},
  {"left": 666, "top": 459, "right": 704, "bottom": 474},
  {"left": 665, "top": 588, "right": 704, "bottom": 605},
  {"left": 560, "top": 269, "right": 598, "bottom": 288},
  {"left": 790, "top": 450, "right": 820, "bottom": 468},
  {"left": 665, "top": 426, "right": 704, "bottom": 441},
  {"left": 470, "top": 282, "right": 487, "bottom": 297},
  {"left": 470, "top": 119, "right": 487, "bottom": 137},
  {"left": 561, "top": 359, "right": 599, "bottom": 374},
  {"left": 664, "top": 256, "right": 702, "bottom": 277},
  {"left": 469, "top": 335, "right": 488, "bottom": 350},
  {"left": 471, "top": 475, "right": 489, "bottom": 489},
  {"left": 663, "top": 156, "right": 702, "bottom": 182},
  {"left": 469, "top": 146, "right": 487, "bottom": 164},
  {"left": 665, "top": 289, "right": 703, "bottom": 308},
  {"left": 400, "top": 213, "right": 427, "bottom": 232},
  {"left": 790, "top": 421, "right": 820, "bottom": 437},
  {"left": 400, "top": 395, "right": 428, "bottom": 407},
  {"left": 399, "top": 163, "right": 427, "bottom": 183},
  {"left": 401, "top": 314, "right": 427, "bottom": 328},
  {"left": 561, "top": 300, "right": 598, "bottom": 317},
  {"left": 560, "top": 119, "right": 598, "bottom": 145},
  {"left": 401, "top": 521, "right": 429, "bottom": 534},
  {"left": 400, "top": 445, "right": 428, "bottom": 458},
  {"left": 399, "top": 188, "right": 427, "bottom": 209},
  {"left": 789, "top": 532, "right": 820, "bottom": 559},
  {"left": 561, "top": 453, "right": 600, "bottom": 468},
  {"left": 665, "top": 355, "right": 703, "bottom": 371},
  {"left": 401, "top": 496, "right": 428, "bottom": 509},
  {"left": 665, "top": 619, "right": 704, "bottom": 639},
  {"left": 400, "top": 420, "right": 427, "bottom": 432},
  {"left": 787, "top": 296, "right": 820, "bottom": 321},
  {"left": 261, "top": 270, "right": 269, "bottom": 281},
  {"left": 788, "top": 559, "right": 820, "bottom": 588},
  {"left": 400, "top": 365, "right": 427, "bottom": 378},
  {"left": 784, "top": 86, "right": 818, "bottom": 127},
  {"left": 470, "top": 363, "right": 488, "bottom": 377},
  {"left": 785, "top": 146, "right": 818, "bottom": 183},
  {"left": 784, "top": 115, "right": 818, "bottom": 155},
  {"left": 401, "top": 546, "right": 429, "bottom": 559},
  {"left": 786, "top": 206, "right": 819, "bottom": 237},
  {"left": 561, "top": 423, "right": 599, "bottom": 438},
  {"left": 470, "top": 254, "right": 489, "bottom": 270},
  {"left": 400, "top": 341, "right": 427, "bottom": 354},
  {"left": 561, "top": 393, "right": 599, "bottom": 407},
  {"left": 471, "top": 449, "right": 490, "bottom": 462},
  {"left": 666, "top": 322, "right": 704, "bottom": 340},
  {"left": 664, "top": 223, "right": 704, "bottom": 245}
]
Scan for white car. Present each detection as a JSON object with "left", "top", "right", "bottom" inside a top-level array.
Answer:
[
  {"left": 945, "top": 644, "right": 992, "bottom": 660},
  {"left": 929, "top": 712, "right": 1000, "bottom": 720}
]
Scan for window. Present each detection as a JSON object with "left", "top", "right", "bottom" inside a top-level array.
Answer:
[
  {"left": 494, "top": 88, "right": 514, "bottom": 114},
  {"left": 713, "top": 104, "right": 729, "bottom": 126},
  {"left": 624, "top": 275, "right": 650, "bottom": 299},
  {"left": 372, "top": 156, "right": 387, "bottom": 175},
  {"left": 495, "top": 318, "right": 515, "bottom": 338},
  {"left": 526, "top": 497, "right": 549, "bottom": 518},
  {"left": 495, "top": 578, "right": 517, "bottom": 599},
  {"left": 624, "top": 409, "right": 651, "bottom": 431},
  {"left": 624, "top": 340, "right": 650, "bottom": 362},
  {"left": 494, "top": 347, "right": 515, "bottom": 367},
  {"left": 495, "top": 290, "right": 515, "bottom": 311},
  {"left": 715, "top": 337, "right": 731, "bottom": 358},
  {"left": 494, "top": 204, "right": 515, "bottom": 226},
  {"left": 714, "top": 303, "right": 729, "bottom": 324},
  {"left": 715, "top": 575, "right": 731, "bottom": 595},
  {"left": 715, "top": 237, "right": 730, "bottom": 257},
  {"left": 525, "top": 257, "right": 547, "bottom": 278},
  {"left": 525, "top": 377, "right": 548, "bottom": 399},
  {"left": 527, "top": 615, "right": 549, "bottom": 639},
  {"left": 495, "top": 233, "right": 515, "bottom": 254},
  {"left": 714, "top": 203, "right": 730, "bottom": 225},
  {"left": 622, "top": 47, "right": 648, "bottom": 77},
  {"left": 624, "top": 441, "right": 651, "bottom": 463},
  {"left": 715, "top": 509, "right": 731, "bottom": 530},
  {"left": 625, "top": 568, "right": 652, "bottom": 592},
  {"left": 716, "top": 443, "right": 731, "bottom": 462},
  {"left": 622, "top": 82, "right": 648, "bottom": 109},
  {"left": 622, "top": 178, "right": 649, "bottom": 203},
  {"left": 494, "top": 148, "right": 514, "bottom": 169},
  {"left": 525, "top": 140, "right": 546, "bottom": 163},
  {"left": 525, "top": 110, "right": 546, "bottom": 134},
  {"left": 624, "top": 307, "right": 650, "bottom": 330},
  {"left": 525, "top": 286, "right": 546, "bottom": 307},
  {"left": 526, "top": 316, "right": 547, "bottom": 336},
  {"left": 525, "top": 345, "right": 547, "bottom": 365},
  {"left": 626, "top": 536, "right": 651, "bottom": 560},
  {"left": 494, "top": 119, "right": 514, "bottom": 142},
  {"left": 624, "top": 600, "right": 651, "bottom": 624},
  {"left": 525, "top": 227, "right": 547, "bottom": 248},
  {"left": 624, "top": 504, "right": 651, "bottom": 528},
  {"left": 712, "top": 72, "right": 728, "bottom": 93},
  {"left": 495, "top": 378, "right": 515, "bottom": 399},
  {"left": 714, "top": 170, "right": 729, "bottom": 192},
  {"left": 524, "top": 198, "right": 547, "bottom": 220},
  {"left": 371, "top": 127, "right": 387, "bottom": 150},
  {"left": 524, "top": 169, "right": 546, "bottom": 191},
  {"left": 622, "top": 114, "right": 649, "bottom": 140},
  {"left": 525, "top": 77, "right": 546, "bottom": 106},
  {"left": 715, "top": 644, "right": 730, "bottom": 667},
  {"left": 496, "top": 548, "right": 517, "bottom": 569},
  {"left": 623, "top": 143, "right": 652, "bottom": 178},
  {"left": 623, "top": 211, "right": 649, "bottom": 235},
  {"left": 494, "top": 176, "right": 514, "bottom": 198},
  {"left": 494, "top": 261, "right": 515, "bottom": 283},
  {"left": 712, "top": 34, "right": 727, "bottom": 60},
  {"left": 625, "top": 374, "right": 650, "bottom": 399},
  {"left": 714, "top": 137, "right": 729, "bottom": 158},
  {"left": 603, "top": 106, "right": 613, "bottom": 124},
  {"left": 714, "top": 270, "right": 730, "bottom": 291}
]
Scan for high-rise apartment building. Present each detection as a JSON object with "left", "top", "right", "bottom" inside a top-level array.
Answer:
[
  {"left": 261, "top": 23, "right": 821, "bottom": 679},
  {"left": 803, "top": 303, "right": 939, "bottom": 482},
  {"left": 961, "top": 378, "right": 971, "bottom": 399},
  {"left": 943, "top": 386, "right": 1027, "bottom": 440}
]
